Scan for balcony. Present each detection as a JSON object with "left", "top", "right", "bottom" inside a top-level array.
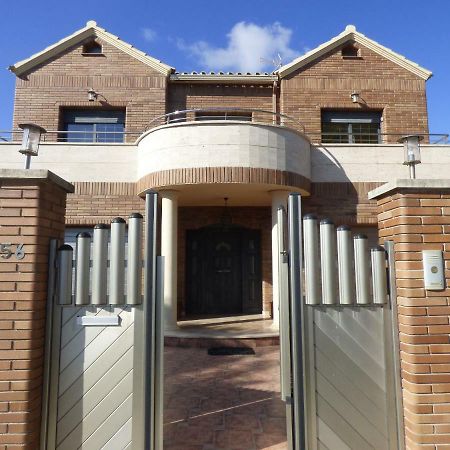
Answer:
[
  {"left": 1, "top": 115, "right": 449, "bottom": 202},
  {"left": 135, "top": 109, "right": 312, "bottom": 203}
]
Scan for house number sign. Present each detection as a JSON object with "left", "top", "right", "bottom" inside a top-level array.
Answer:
[{"left": 0, "top": 243, "right": 25, "bottom": 260}]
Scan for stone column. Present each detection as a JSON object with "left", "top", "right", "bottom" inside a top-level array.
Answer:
[
  {"left": 369, "top": 179, "right": 450, "bottom": 448},
  {"left": 160, "top": 190, "right": 179, "bottom": 331},
  {"left": 0, "top": 169, "right": 73, "bottom": 448},
  {"left": 270, "top": 190, "right": 289, "bottom": 327}
]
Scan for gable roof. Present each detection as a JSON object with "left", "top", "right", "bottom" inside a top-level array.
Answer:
[
  {"left": 9, "top": 20, "right": 174, "bottom": 77},
  {"left": 277, "top": 25, "right": 432, "bottom": 80}
]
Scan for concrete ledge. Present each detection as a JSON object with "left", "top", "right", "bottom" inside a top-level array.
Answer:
[
  {"left": 369, "top": 178, "right": 450, "bottom": 199},
  {"left": 0, "top": 169, "right": 74, "bottom": 193}
]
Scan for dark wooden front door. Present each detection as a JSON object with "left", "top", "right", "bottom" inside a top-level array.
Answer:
[{"left": 186, "top": 226, "right": 262, "bottom": 316}]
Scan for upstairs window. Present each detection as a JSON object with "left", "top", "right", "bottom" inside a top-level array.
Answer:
[
  {"left": 62, "top": 109, "right": 125, "bottom": 143},
  {"left": 195, "top": 111, "right": 252, "bottom": 122},
  {"left": 82, "top": 41, "right": 103, "bottom": 55},
  {"left": 321, "top": 111, "right": 382, "bottom": 144}
]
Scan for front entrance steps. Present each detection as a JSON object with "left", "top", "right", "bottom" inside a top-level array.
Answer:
[{"left": 164, "top": 314, "right": 279, "bottom": 348}]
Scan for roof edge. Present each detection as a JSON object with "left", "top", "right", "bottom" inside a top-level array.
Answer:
[
  {"left": 170, "top": 74, "right": 278, "bottom": 84},
  {"left": 277, "top": 25, "right": 432, "bottom": 81},
  {"left": 9, "top": 20, "right": 174, "bottom": 77}
]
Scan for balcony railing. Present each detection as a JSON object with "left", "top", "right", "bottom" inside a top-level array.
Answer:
[
  {"left": 144, "top": 108, "right": 307, "bottom": 133},
  {"left": 0, "top": 130, "right": 142, "bottom": 143},
  {"left": 309, "top": 132, "right": 449, "bottom": 145}
]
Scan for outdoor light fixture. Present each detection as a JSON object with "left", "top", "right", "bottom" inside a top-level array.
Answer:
[
  {"left": 399, "top": 134, "right": 423, "bottom": 179},
  {"left": 87, "top": 88, "right": 98, "bottom": 102},
  {"left": 18, "top": 123, "right": 46, "bottom": 169},
  {"left": 351, "top": 92, "right": 361, "bottom": 103}
]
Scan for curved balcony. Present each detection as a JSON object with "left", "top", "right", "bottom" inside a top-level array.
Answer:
[{"left": 136, "top": 109, "right": 311, "bottom": 204}]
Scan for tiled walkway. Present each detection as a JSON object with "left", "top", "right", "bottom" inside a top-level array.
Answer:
[{"left": 164, "top": 345, "right": 288, "bottom": 450}]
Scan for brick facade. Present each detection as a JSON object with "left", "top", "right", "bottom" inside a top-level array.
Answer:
[
  {"left": 13, "top": 37, "right": 167, "bottom": 141},
  {"left": 12, "top": 34, "right": 429, "bottom": 145},
  {"left": 167, "top": 83, "right": 274, "bottom": 123},
  {"left": 0, "top": 170, "right": 72, "bottom": 449},
  {"left": 375, "top": 184, "right": 450, "bottom": 449},
  {"left": 281, "top": 43, "right": 429, "bottom": 142}
]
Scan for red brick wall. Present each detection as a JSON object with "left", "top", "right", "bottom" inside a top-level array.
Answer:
[
  {"left": 281, "top": 43, "right": 429, "bottom": 142},
  {"left": 0, "top": 173, "right": 71, "bottom": 448},
  {"left": 167, "top": 83, "right": 274, "bottom": 122},
  {"left": 377, "top": 189, "right": 450, "bottom": 448},
  {"left": 13, "top": 37, "right": 167, "bottom": 141},
  {"left": 304, "top": 181, "right": 382, "bottom": 225},
  {"left": 65, "top": 182, "right": 144, "bottom": 225}
]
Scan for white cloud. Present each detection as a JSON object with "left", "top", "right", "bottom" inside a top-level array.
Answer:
[
  {"left": 142, "top": 27, "right": 157, "bottom": 42},
  {"left": 178, "top": 21, "right": 299, "bottom": 72}
]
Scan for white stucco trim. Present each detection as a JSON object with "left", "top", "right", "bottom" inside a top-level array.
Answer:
[
  {"left": 369, "top": 179, "right": 450, "bottom": 199},
  {"left": 9, "top": 20, "right": 174, "bottom": 77},
  {"left": 277, "top": 25, "right": 432, "bottom": 80}
]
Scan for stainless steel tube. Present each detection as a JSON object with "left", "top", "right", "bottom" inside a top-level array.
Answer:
[
  {"left": 110, "top": 217, "right": 126, "bottom": 305},
  {"left": 56, "top": 244, "right": 73, "bottom": 305},
  {"left": 127, "top": 213, "right": 143, "bottom": 305},
  {"left": 320, "top": 219, "right": 337, "bottom": 305},
  {"left": 288, "top": 193, "right": 306, "bottom": 450},
  {"left": 354, "top": 234, "right": 370, "bottom": 305},
  {"left": 303, "top": 214, "right": 320, "bottom": 305},
  {"left": 75, "top": 232, "right": 91, "bottom": 305},
  {"left": 371, "top": 246, "right": 388, "bottom": 305},
  {"left": 91, "top": 223, "right": 109, "bottom": 305},
  {"left": 337, "top": 225, "right": 354, "bottom": 305}
]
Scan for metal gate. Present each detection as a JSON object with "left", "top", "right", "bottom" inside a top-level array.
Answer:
[
  {"left": 40, "top": 192, "right": 164, "bottom": 450},
  {"left": 278, "top": 193, "right": 404, "bottom": 450}
]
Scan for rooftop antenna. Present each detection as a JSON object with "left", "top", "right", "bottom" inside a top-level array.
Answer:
[{"left": 259, "top": 53, "right": 283, "bottom": 71}]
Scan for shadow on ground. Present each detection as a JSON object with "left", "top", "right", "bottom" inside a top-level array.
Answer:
[{"left": 164, "top": 346, "right": 287, "bottom": 450}]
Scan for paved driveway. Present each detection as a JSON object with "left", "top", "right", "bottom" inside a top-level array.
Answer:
[{"left": 164, "top": 346, "right": 287, "bottom": 450}]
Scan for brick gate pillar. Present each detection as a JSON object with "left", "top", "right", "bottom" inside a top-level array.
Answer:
[
  {"left": 0, "top": 170, "right": 73, "bottom": 448},
  {"left": 370, "top": 179, "right": 450, "bottom": 449}
]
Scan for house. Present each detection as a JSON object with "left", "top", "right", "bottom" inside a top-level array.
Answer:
[{"left": 1, "top": 20, "right": 449, "bottom": 449}]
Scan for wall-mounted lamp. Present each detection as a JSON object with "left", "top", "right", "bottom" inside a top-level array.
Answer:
[
  {"left": 18, "top": 123, "right": 46, "bottom": 169},
  {"left": 87, "top": 88, "right": 98, "bottom": 102},
  {"left": 350, "top": 92, "right": 361, "bottom": 103},
  {"left": 399, "top": 134, "right": 423, "bottom": 179}
]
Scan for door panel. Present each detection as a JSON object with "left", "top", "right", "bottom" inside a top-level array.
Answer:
[{"left": 186, "top": 226, "right": 262, "bottom": 316}]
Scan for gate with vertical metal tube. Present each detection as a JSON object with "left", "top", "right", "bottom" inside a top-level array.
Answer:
[
  {"left": 40, "top": 192, "right": 164, "bottom": 450},
  {"left": 278, "top": 193, "right": 404, "bottom": 450}
]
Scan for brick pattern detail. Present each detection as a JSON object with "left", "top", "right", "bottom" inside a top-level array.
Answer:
[
  {"left": 0, "top": 178, "right": 68, "bottom": 448},
  {"left": 167, "top": 84, "right": 274, "bottom": 121},
  {"left": 13, "top": 38, "right": 167, "bottom": 141},
  {"left": 377, "top": 189, "right": 450, "bottom": 449},
  {"left": 178, "top": 207, "right": 272, "bottom": 318},
  {"left": 281, "top": 43, "right": 429, "bottom": 143},
  {"left": 304, "top": 181, "right": 381, "bottom": 225},
  {"left": 66, "top": 182, "right": 144, "bottom": 225},
  {"left": 137, "top": 167, "right": 310, "bottom": 194}
]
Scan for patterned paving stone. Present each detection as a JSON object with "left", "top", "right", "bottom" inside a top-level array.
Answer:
[{"left": 164, "top": 345, "right": 288, "bottom": 450}]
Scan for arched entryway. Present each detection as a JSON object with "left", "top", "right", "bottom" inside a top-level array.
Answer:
[{"left": 186, "top": 224, "right": 262, "bottom": 316}]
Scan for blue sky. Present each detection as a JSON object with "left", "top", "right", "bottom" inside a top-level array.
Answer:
[{"left": 1, "top": 0, "right": 449, "bottom": 133}]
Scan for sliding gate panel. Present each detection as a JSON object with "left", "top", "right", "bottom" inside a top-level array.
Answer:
[
  {"left": 305, "top": 306, "right": 390, "bottom": 450},
  {"left": 55, "top": 306, "right": 134, "bottom": 450}
]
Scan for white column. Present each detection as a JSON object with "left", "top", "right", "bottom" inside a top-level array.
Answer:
[
  {"left": 270, "top": 190, "right": 289, "bottom": 328},
  {"left": 160, "top": 190, "right": 179, "bottom": 331}
]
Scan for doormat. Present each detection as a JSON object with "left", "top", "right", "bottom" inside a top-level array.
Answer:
[{"left": 207, "top": 347, "right": 256, "bottom": 356}]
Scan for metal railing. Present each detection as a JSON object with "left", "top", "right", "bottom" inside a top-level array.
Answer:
[
  {"left": 1, "top": 125, "right": 448, "bottom": 145},
  {"left": 0, "top": 130, "right": 142, "bottom": 143},
  {"left": 310, "top": 132, "right": 449, "bottom": 145},
  {"left": 145, "top": 108, "right": 307, "bottom": 133}
]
